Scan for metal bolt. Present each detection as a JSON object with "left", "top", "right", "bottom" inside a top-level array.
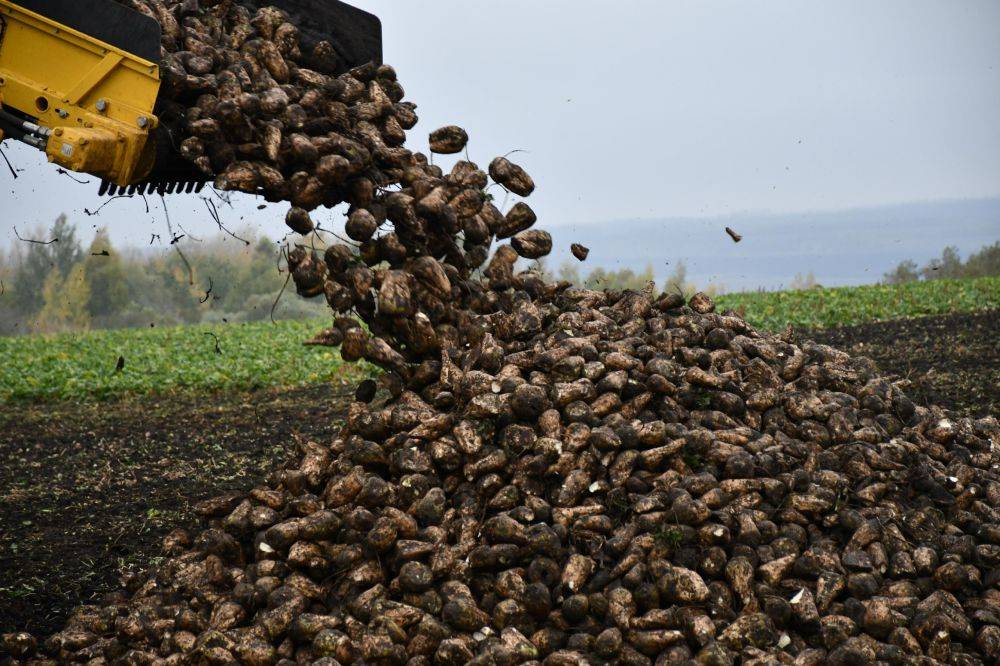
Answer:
[
  {"left": 54, "top": 128, "right": 63, "bottom": 136},
  {"left": 137, "top": 116, "right": 149, "bottom": 129},
  {"left": 95, "top": 99, "right": 108, "bottom": 113},
  {"left": 56, "top": 109, "right": 69, "bottom": 119}
]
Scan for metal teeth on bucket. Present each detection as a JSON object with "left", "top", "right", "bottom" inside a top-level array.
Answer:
[{"left": 98, "top": 180, "right": 207, "bottom": 196}]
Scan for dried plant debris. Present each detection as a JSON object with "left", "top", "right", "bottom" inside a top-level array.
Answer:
[
  {"left": 13, "top": 226, "right": 58, "bottom": 245},
  {"left": 10, "top": 2, "right": 1000, "bottom": 664},
  {"left": 199, "top": 277, "right": 214, "bottom": 303}
]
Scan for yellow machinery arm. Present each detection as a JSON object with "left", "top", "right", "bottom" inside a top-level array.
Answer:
[
  {"left": 0, "top": 0, "right": 161, "bottom": 186},
  {"left": 0, "top": 0, "right": 380, "bottom": 195}
]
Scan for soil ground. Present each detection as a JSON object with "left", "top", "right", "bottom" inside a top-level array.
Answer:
[
  {"left": 0, "top": 383, "right": 354, "bottom": 635},
  {"left": 808, "top": 309, "right": 998, "bottom": 419},
  {"left": 1, "top": 310, "right": 996, "bottom": 635}
]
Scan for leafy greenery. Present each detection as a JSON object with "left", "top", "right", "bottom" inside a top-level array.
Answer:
[
  {"left": 654, "top": 525, "right": 684, "bottom": 549},
  {"left": 2, "top": 269, "right": 995, "bottom": 403},
  {"left": 1, "top": 216, "right": 326, "bottom": 336},
  {"left": 9, "top": 215, "right": 84, "bottom": 313},
  {"left": 555, "top": 261, "right": 657, "bottom": 292},
  {"left": 551, "top": 259, "right": 717, "bottom": 296},
  {"left": 0, "top": 318, "right": 369, "bottom": 403},
  {"left": 682, "top": 449, "right": 705, "bottom": 471},
  {"left": 83, "top": 228, "right": 129, "bottom": 323},
  {"left": 717, "top": 276, "right": 999, "bottom": 331},
  {"left": 884, "top": 242, "right": 1000, "bottom": 284}
]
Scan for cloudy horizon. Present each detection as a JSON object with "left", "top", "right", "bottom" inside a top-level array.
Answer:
[{"left": 2, "top": 0, "right": 998, "bottom": 266}]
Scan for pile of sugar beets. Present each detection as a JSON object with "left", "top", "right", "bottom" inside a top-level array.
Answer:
[{"left": 4, "top": 1, "right": 1000, "bottom": 664}]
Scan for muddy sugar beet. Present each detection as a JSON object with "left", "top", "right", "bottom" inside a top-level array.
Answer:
[
  {"left": 15, "top": 283, "right": 1000, "bottom": 665},
  {"left": 8, "top": 1, "right": 1000, "bottom": 664}
]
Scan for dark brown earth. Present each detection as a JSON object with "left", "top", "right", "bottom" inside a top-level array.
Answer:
[
  {"left": 0, "top": 383, "right": 354, "bottom": 635},
  {"left": 808, "top": 309, "right": 998, "bottom": 419},
  {"left": 0, "top": 311, "right": 995, "bottom": 636}
]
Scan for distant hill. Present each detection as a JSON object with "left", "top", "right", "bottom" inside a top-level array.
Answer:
[{"left": 544, "top": 198, "right": 1000, "bottom": 291}]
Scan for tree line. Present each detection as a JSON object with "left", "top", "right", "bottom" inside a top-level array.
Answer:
[
  {"left": 2, "top": 216, "right": 994, "bottom": 337},
  {"left": 549, "top": 241, "right": 1000, "bottom": 296},
  {"left": 883, "top": 242, "right": 1000, "bottom": 284},
  {"left": 0, "top": 216, "right": 323, "bottom": 336},
  {"left": 547, "top": 260, "right": 710, "bottom": 296}
]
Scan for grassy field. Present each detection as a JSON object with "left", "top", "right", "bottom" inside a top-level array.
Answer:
[
  {"left": 717, "top": 276, "right": 999, "bottom": 331},
  {"left": 1, "top": 276, "right": 996, "bottom": 403},
  {"left": 0, "top": 319, "right": 369, "bottom": 403}
]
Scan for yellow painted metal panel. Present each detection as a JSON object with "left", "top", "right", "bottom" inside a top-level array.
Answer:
[
  {"left": 0, "top": 1, "right": 162, "bottom": 183},
  {"left": 65, "top": 52, "right": 124, "bottom": 106}
]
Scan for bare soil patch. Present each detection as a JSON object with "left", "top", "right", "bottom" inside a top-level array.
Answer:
[
  {"left": 0, "top": 384, "right": 353, "bottom": 635},
  {"left": 808, "top": 309, "right": 998, "bottom": 419}
]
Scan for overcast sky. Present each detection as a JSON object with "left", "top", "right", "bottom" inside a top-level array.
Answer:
[{"left": 1, "top": 0, "right": 998, "bottom": 252}]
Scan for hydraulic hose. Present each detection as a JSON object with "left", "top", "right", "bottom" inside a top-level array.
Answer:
[{"left": 0, "top": 106, "right": 50, "bottom": 148}]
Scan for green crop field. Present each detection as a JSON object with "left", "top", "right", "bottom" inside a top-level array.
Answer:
[
  {"left": 0, "top": 319, "right": 369, "bottom": 403},
  {"left": 1, "top": 276, "right": 996, "bottom": 403},
  {"left": 716, "top": 276, "right": 999, "bottom": 331}
]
